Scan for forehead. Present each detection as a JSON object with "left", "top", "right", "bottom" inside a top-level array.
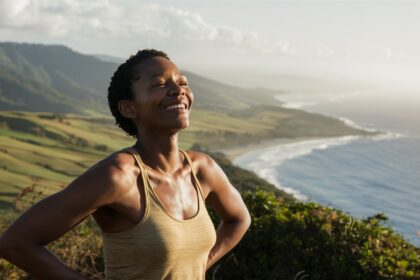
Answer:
[{"left": 132, "top": 56, "right": 182, "bottom": 81}]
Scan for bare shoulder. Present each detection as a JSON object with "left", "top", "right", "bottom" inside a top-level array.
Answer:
[
  {"left": 58, "top": 148, "right": 139, "bottom": 211},
  {"left": 102, "top": 148, "right": 139, "bottom": 180},
  {"left": 184, "top": 150, "right": 231, "bottom": 197},
  {"left": 185, "top": 150, "right": 250, "bottom": 223},
  {"left": 0, "top": 148, "right": 141, "bottom": 247},
  {"left": 184, "top": 150, "right": 219, "bottom": 178},
  {"left": 87, "top": 148, "right": 139, "bottom": 199},
  {"left": 184, "top": 150, "right": 214, "bottom": 168}
]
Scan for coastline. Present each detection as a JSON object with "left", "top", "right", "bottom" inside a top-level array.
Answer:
[
  {"left": 217, "top": 134, "right": 364, "bottom": 201},
  {"left": 217, "top": 136, "right": 337, "bottom": 162},
  {"left": 217, "top": 131, "right": 397, "bottom": 163},
  {"left": 218, "top": 133, "right": 391, "bottom": 201}
]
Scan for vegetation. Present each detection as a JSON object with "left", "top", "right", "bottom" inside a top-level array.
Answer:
[
  {"left": 191, "top": 144, "right": 294, "bottom": 202},
  {"left": 0, "top": 108, "right": 374, "bottom": 207},
  {"left": 1, "top": 42, "right": 410, "bottom": 279},
  {"left": 207, "top": 190, "right": 420, "bottom": 280},
  {"left": 0, "top": 42, "right": 376, "bottom": 140},
  {"left": 0, "top": 42, "right": 278, "bottom": 115},
  {"left": 0, "top": 42, "right": 377, "bottom": 208},
  {"left": 0, "top": 154, "right": 418, "bottom": 280}
]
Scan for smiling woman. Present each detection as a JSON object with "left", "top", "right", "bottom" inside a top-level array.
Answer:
[{"left": 0, "top": 49, "right": 251, "bottom": 280}]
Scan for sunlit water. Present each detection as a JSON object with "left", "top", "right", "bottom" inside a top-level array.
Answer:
[{"left": 234, "top": 128, "right": 420, "bottom": 246}]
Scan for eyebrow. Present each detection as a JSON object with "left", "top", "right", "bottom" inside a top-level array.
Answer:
[
  {"left": 131, "top": 71, "right": 186, "bottom": 83},
  {"left": 145, "top": 72, "right": 186, "bottom": 82}
]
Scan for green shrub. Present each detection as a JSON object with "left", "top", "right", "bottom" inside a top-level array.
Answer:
[
  {"left": 207, "top": 189, "right": 420, "bottom": 280},
  {"left": 0, "top": 185, "right": 104, "bottom": 280},
  {"left": 1, "top": 176, "right": 419, "bottom": 279},
  {"left": 0, "top": 215, "right": 104, "bottom": 280}
]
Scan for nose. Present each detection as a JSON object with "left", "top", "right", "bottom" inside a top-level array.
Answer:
[{"left": 167, "top": 81, "right": 186, "bottom": 96}]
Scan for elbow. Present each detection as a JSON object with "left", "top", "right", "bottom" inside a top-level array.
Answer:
[
  {"left": 222, "top": 213, "right": 251, "bottom": 230},
  {"left": 235, "top": 210, "right": 252, "bottom": 232},
  {"left": 244, "top": 211, "right": 251, "bottom": 230},
  {"left": 236, "top": 209, "right": 252, "bottom": 231},
  {"left": 0, "top": 235, "right": 10, "bottom": 259},
  {"left": 0, "top": 234, "right": 27, "bottom": 260}
]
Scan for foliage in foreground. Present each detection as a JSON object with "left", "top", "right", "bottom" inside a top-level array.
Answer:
[
  {"left": 207, "top": 190, "right": 420, "bottom": 280},
  {"left": 1, "top": 188, "right": 419, "bottom": 280},
  {"left": 0, "top": 187, "right": 104, "bottom": 280}
]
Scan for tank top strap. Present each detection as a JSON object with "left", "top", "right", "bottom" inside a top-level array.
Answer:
[
  {"left": 179, "top": 149, "right": 206, "bottom": 201},
  {"left": 123, "top": 147, "right": 149, "bottom": 185},
  {"left": 121, "top": 147, "right": 152, "bottom": 218}
]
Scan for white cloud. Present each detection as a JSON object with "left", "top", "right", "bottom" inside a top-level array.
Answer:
[
  {"left": 0, "top": 0, "right": 296, "bottom": 55},
  {"left": 0, "top": 0, "right": 122, "bottom": 36}
]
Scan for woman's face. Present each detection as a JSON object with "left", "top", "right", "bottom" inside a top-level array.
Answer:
[{"left": 130, "top": 56, "right": 193, "bottom": 134}]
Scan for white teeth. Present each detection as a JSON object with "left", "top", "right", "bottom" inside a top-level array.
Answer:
[{"left": 165, "top": 104, "right": 185, "bottom": 110}]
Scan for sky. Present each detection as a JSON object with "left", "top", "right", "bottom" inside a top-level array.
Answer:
[{"left": 1, "top": 0, "right": 420, "bottom": 93}]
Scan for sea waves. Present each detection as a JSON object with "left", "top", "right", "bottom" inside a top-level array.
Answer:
[
  {"left": 233, "top": 134, "right": 420, "bottom": 245},
  {"left": 233, "top": 135, "right": 361, "bottom": 201}
]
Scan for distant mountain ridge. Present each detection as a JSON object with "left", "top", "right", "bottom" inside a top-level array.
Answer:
[
  {"left": 0, "top": 42, "right": 281, "bottom": 115},
  {"left": 0, "top": 43, "right": 117, "bottom": 115}
]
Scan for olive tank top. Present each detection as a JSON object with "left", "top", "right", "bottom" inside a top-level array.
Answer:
[{"left": 101, "top": 147, "right": 217, "bottom": 280}]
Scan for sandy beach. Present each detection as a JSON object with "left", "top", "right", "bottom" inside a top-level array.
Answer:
[{"left": 215, "top": 137, "right": 318, "bottom": 161}]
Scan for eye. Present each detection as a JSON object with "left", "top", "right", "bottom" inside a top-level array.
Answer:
[
  {"left": 178, "top": 79, "right": 189, "bottom": 87},
  {"left": 151, "top": 80, "right": 166, "bottom": 88}
]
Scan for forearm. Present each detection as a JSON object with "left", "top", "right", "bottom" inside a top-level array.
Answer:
[
  {"left": 206, "top": 218, "right": 250, "bottom": 270},
  {"left": 1, "top": 243, "right": 87, "bottom": 280}
]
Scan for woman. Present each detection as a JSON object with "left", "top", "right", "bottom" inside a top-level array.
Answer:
[{"left": 0, "top": 49, "right": 251, "bottom": 279}]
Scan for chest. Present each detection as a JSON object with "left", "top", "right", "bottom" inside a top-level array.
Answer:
[
  {"left": 102, "top": 203, "right": 217, "bottom": 279},
  {"left": 147, "top": 173, "right": 200, "bottom": 221},
  {"left": 96, "top": 163, "right": 209, "bottom": 231}
]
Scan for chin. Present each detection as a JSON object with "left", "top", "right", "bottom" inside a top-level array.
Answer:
[
  {"left": 178, "top": 117, "right": 190, "bottom": 127},
  {"left": 179, "top": 121, "right": 189, "bottom": 130},
  {"left": 168, "top": 120, "right": 189, "bottom": 133}
]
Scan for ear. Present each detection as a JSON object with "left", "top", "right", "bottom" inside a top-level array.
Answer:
[{"left": 118, "top": 99, "right": 137, "bottom": 119}]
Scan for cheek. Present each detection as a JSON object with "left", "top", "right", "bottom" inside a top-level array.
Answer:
[
  {"left": 140, "top": 105, "right": 160, "bottom": 119},
  {"left": 136, "top": 93, "right": 162, "bottom": 109},
  {"left": 133, "top": 101, "right": 157, "bottom": 122},
  {"left": 188, "top": 91, "right": 194, "bottom": 104}
]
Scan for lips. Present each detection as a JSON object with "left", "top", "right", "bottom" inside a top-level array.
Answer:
[
  {"left": 163, "top": 100, "right": 188, "bottom": 110},
  {"left": 164, "top": 104, "right": 187, "bottom": 110}
]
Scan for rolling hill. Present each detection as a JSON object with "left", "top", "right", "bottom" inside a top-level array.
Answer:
[
  {"left": 0, "top": 42, "right": 280, "bottom": 115},
  {"left": 0, "top": 41, "right": 377, "bottom": 208},
  {"left": 0, "top": 106, "right": 374, "bottom": 208}
]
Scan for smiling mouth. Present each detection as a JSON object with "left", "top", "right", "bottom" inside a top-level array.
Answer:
[
  {"left": 164, "top": 103, "right": 187, "bottom": 110},
  {"left": 162, "top": 103, "right": 189, "bottom": 116}
]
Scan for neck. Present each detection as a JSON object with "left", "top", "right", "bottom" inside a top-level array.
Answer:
[{"left": 134, "top": 131, "right": 182, "bottom": 175}]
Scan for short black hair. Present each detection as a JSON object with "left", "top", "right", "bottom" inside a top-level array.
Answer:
[{"left": 107, "top": 49, "right": 170, "bottom": 138}]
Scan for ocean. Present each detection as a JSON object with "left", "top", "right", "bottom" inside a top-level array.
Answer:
[{"left": 233, "top": 134, "right": 420, "bottom": 246}]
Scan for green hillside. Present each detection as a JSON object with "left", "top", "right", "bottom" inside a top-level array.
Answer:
[
  {"left": 1, "top": 43, "right": 417, "bottom": 280},
  {"left": 0, "top": 42, "right": 280, "bottom": 115},
  {"left": 0, "top": 41, "right": 377, "bottom": 209},
  {"left": 0, "top": 106, "right": 375, "bottom": 208},
  {"left": 0, "top": 43, "right": 112, "bottom": 115}
]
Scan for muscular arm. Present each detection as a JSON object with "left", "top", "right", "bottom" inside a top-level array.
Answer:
[
  {"left": 0, "top": 158, "right": 132, "bottom": 279},
  {"left": 197, "top": 153, "right": 251, "bottom": 270}
]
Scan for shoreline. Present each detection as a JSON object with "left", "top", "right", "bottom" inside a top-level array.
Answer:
[
  {"left": 216, "top": 136, "right": 321, "bottom": 162},
  {"left": 217, "top": 131, "right": 408, "bottom": 202},
  {"left": 216, "top": 131, "right": 400, "bottom": 163},
  {"left": 220, "top": 134, "right": 420, "bottom": 247},
  {"left": 217, "top": 135, "right": 363, "bottom": 201}
]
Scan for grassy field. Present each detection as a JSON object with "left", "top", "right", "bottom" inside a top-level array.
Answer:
[
  {"left": 0, "top": 111, "right": 126, "bottom": 207},
  {"left": 0, "top": 107, "right": 375, "bottom": 208}
]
